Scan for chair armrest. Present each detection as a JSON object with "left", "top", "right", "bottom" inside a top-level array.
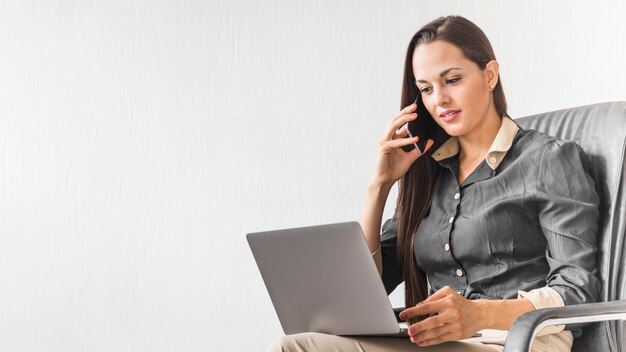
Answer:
[{"left": 503, "top": 300, "right": 626, "bottom": 352}]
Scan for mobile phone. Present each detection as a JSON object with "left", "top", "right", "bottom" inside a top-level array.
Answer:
[{"left": 401, "top": 93, "right": 436, "bottom": 154}]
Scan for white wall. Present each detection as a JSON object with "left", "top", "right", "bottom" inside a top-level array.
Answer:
[{"left": 1, "top": 1, "right": 624, "bottom": 351}]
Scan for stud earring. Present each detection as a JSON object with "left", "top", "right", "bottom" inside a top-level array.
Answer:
[{"left": 489, "top": 85, "right": 495, "bottom": 90}]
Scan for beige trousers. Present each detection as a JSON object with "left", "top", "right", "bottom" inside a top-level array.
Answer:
[{"left": 267, "top": 329, "right": 573, "bottom": 352}]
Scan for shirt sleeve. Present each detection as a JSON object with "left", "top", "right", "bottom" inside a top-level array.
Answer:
[
  {"left": 536, "top": 139, "right": 601, "bottom": 308},
  {"left": 517, "top": 287, "right": 566, "bottom": 336},
  {"left": 379, "top": 213, "right": 404, "bottom": 295}
]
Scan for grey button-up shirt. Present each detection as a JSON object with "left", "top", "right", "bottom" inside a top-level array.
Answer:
[{"left": 379, "top": 116, "right": 601, "bottom": 310}]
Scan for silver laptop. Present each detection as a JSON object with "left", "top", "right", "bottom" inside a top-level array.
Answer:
[{"left": 247, "top": 221, "right": 408, "bottom": 337}]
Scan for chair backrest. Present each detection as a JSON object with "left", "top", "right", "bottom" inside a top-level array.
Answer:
[{"left": 516, "top": 101, "right": 626, "bottom": 352}]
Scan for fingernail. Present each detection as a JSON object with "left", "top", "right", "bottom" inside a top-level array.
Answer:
[{"left": 399, "top": 312, "right": 406, "bottom": 319}]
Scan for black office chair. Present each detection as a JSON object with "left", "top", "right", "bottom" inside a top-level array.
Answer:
[{"left": 504, "top": 101, "right": 626, "bottom": 351}]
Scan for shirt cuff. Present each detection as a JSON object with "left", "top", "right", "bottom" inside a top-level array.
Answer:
[
  {"left": 517, "top": 287, "right": 565, "bottom": 336},
  {"left": 371, "top": 245, "right": 382, "bottom": 276}
]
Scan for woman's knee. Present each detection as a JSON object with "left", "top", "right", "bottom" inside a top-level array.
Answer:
[
  {"left": 266, "top": 332, "right": 330, "bottom": 352},
  {"left": 266, "top": 333, "right": 305, "bottom": 352}
]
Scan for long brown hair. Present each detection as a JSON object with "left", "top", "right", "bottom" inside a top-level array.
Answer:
[{"left": 397, "top": 16, "right": 509, "bottom": 323}]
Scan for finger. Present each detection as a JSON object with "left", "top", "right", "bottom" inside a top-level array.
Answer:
[
  {"left": 400, "top": 298, "right": 449, "bottom": 320},
  {"left": 390, "top": 112, "right": 415, "bottom": 131},
  {"left": 424, "top": 286, "right": 457, "bottom": 303},
  {"left": 405, "top": 287, "right": 461, "bottom": 319},
  {"left": 385, "top": 113, "right": 417, "bottom": 140},
  {"left": 389, "top": 104, "right": 416, "bottom": 126},
  {"left": 381, "top": 137, "right": 422, "bottom": 158},
  {"left": 416, "top": 331, "right": 458, "bottom": 347},
  {"left": 400, "top": 302, "right": 427, "bottom": 320},
  {"left": 399, "top": 303, "right": 421, "bottom": 320},
  {"left": 407, "top": 314, "right": 446, "bottom": 337},
  {"left": 400, "top": 102, "right": 417, "bottom": 113},
  {"left": 394, "top": 123, "right": 409, "bottom": 138},
  {"left": 411, "top": 323, "right": 453, "bottom": 344},
  {"left": 381, "top": 136, "right": 419, "bottom": 151},
  {"left": 422, "top": 139, "right": 435, "bottom": 154}
]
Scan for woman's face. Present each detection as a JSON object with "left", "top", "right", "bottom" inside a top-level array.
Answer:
[{"left": 412, "top": 40, "right": 498, "bottom": 138}]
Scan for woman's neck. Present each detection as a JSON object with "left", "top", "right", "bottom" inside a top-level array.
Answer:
[{"left": 457, "top": 108, "right": 502, "bottom": 164}]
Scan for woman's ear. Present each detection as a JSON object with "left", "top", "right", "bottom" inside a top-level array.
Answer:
[{"left": 485, "top": 60, "right": 499, "bottom": 88}]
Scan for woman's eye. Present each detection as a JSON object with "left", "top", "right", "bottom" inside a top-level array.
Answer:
[
  {"left": 446, "top": 77, "right": 461, "bottom": 84},
  {"left": 420, "top": 87, "right": 432, "bottom": 93}
]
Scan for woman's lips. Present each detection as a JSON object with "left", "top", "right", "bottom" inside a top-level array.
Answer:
[{"left": 440, "top": 110, "right": 460, "bottom": 122}]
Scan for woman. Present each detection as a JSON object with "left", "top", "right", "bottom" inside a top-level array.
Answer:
[{"left": 268, "top": 15, "right": 599, "bottom": 352}]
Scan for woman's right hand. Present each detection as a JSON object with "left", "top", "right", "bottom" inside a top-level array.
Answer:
[{"left": 371, "top": 103, "right": 434, "bottom": 188}]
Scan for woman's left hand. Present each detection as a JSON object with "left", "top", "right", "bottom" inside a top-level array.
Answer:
[{"left": 399, "top": 286, "right": 486, "bottom": 346}]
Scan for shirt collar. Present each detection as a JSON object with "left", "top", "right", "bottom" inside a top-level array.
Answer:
[{"left": 431, "top": 116, "right": 520, "bottom": 170}]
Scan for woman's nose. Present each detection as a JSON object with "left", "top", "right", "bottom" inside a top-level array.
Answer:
[{"left": 434, "top": 88, "right": 450, "bottom": 107}]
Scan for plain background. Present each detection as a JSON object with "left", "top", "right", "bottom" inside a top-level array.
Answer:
[{"left": 1, "top": 1, "right": 625, "bottom": 351}]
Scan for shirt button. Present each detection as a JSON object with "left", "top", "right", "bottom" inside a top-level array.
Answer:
[
  {"left": 448, "top": 216, "right": 454, "bottom": 224},
  {"left": 454, "top": 192, "right": 460, "bottom": 200},
  {"left": 456, "top": 269, "right": 463, "bottom": 277},
  {"left": 444, "top": 243, "right": 450, "bottom": 251},
  {"left": 489, "top": 156, "right": 497, "bottom": 164}
]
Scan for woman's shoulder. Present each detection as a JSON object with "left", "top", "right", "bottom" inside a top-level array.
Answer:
[
  {"left": 512, "top": 126, "right": 588, "bottom": 167},
  {"left": 515, "top": 126, "right": 560, "bottom": 146},
  {"left": 514, "top": 125, "right": 583, "bottom": 155}
]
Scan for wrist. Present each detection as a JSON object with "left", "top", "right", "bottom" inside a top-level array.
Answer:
[
  {"left": 475, "top": 299, "right": 494, "bottom": 330},
  {"left": 367, "top": 179, "right": 393, "bottom": 194},
  {"left": 475, "top": 298, "right": 536, "bottom": 331}
]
